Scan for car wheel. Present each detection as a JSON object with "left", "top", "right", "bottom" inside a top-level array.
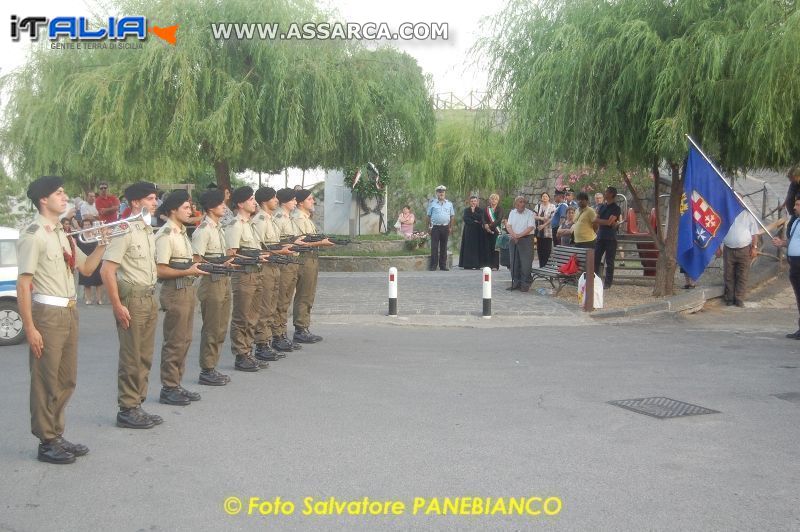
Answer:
[{"left": 0, "top": 300, "right": 24, "bottom": 346}]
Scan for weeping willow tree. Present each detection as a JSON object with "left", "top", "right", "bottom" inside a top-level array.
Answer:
[
  {"left": 408, "top": 111, "right": 538, "bottom": 197},
  {"left": 1, "top": 0, "right": 434, "bottom": 192},
  {"left": 479, "top": 0, "right": 800, "bottom": 295}
]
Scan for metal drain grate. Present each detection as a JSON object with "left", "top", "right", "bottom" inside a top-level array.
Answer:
[
  {"left": 608, "top": 397, "right": 720, "bottom": 419},
  {"left": 773, "top": 392, "right": 800, "bottom": 403}
]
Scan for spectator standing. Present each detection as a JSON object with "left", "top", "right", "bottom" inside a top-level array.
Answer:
[
  {"left": 572, "top": 192, "right": 597, "bottom": 248},
  {"left": 565, "top": 190, "right": 578, "bottom": 210},
  {"left": 95, "top": 181, "right": 120, "bottom": 223},
  {"left": 396, "top": 206, "right": 415, "bottom": 238},
  {"left": 772, "top": 198, "right": 800, "bottom": 338},
  {"left": 80, "top": 192, "right": 99, "bottom": 223},
  {"left": 533, "top": 192, "right": 556, "bottom": 267},
  {"left": 75, "top": 219, "right": 105, "bottom": 305},
  {"left": 594, "top": 192, "right": 605, "bottom": 210},
  {"left": 506, "top": 196, "right": 535, "bottom": 292},
  {"left": 482, "top": 193, "right": 503, "bottom": 270},
  {"left": 719, "top": 210, "right": 760, "bottom": 307},
  {"left": 593, "top": 187, "right": 622, "bottom": 289},
  {"left": 426, "top": 185, "right": 455, "bottom": 271},
  {"left": 550, "top": 190, "right": 568, "bottom": 248},
  {"left": 556, "top": 207, "right": 576, "bottom": 246},
  {"left": 458, "top": 196, "right": 485, "bottom": 270},
  {"left": 784, "top": 167, "right": 800, "bottom": 216}
]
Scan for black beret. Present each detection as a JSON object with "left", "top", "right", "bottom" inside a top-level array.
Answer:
[
  {"left": 276, "top": 188, "right": 295, "bottom": 203},
  {"left": 295, "top": 189, "right": 311, "bottom": 202},
  {"left": 160, "top": 189, "right": 190, "bottom": 215},
  {"left": 199, "top": 189, "right": 225, "bottom": 210},
  {"left": 255, "top": 187, "right": 276, "bottom": 204},
  {"left": 230, "top": 186, "right": 254, "bottom": 207},
  {"left": 27, "top": 176, "right": 63, "bottom": 203},
  {"left": 124, "top": 181, "right": 158, "bottom": 202}
]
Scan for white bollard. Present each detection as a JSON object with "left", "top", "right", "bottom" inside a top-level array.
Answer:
[
  {"left": 482, "top": 267, "right": 492, "bottom": 318},
  {"left": 388, "top": 267, "right": 398, "bottom": 316}
]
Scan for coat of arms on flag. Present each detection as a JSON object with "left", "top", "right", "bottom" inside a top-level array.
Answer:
[{"left": 690, "top": 190, "right": 722, "bottom": 248}]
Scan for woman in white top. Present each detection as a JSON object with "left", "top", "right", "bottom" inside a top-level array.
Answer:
[{"left": 533, "top": 192, "right": 556, "bottom": 267}]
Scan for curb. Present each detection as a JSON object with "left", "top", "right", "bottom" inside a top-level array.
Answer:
[{"left": 590, "top": 258, "right": 783, "bottom": 320}]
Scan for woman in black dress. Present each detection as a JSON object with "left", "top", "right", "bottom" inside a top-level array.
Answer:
[
  {"left": 482, "top": 193, "right": 503, "bottom": 269},
  {"left": 458, "top": 196, "right": 485, "bottom": 269}
]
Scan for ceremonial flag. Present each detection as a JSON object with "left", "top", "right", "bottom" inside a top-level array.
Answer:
[{"left": 677, "top": 144, "right": 744, "bottom": 280}]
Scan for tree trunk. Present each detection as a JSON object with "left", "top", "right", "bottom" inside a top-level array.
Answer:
[
  {"left": 284, "top": 168, "right": 289, "bottom": 188},
  {"left": 652, "top": 162, "right": 683, "bottom": 296},
  {"left": 652, "top": 160, "right": 662, "bottom": 242},
  {"left": 214, "top": 160, "right": 230, "bottom": 191}
]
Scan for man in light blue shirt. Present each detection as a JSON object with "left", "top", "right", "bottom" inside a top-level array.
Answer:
[
  {"left": 426, "top": 185, "right": 455, "bottom": 271},
  {"left": 772, "top": 198, "right": 800, "bottom": 338}
]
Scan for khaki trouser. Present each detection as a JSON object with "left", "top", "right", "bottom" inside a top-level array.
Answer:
[
  {"left": 159, "top": 280, "right": 196, "bottom": 388},
  {"left": 255, "top": 264, "right": 281, "bottom": 343},
  {"left": 275, "top": 263, "right": 299, "bottom": 336},
  {"left": 116, "top": 284, "right": 158, "bottom": 409},
  {"left": 293, "top": 253, "right": 319, "bottom": 330},
  {"left": 724, "top": 245, "right": 751, "bottom": 304},
  {"left": 196, "top": 275, "right": 231, "bottom": 370},
  {"left": 230, "top": 270, "right": 262, "bottom": 356},
  {"left": 30, "top": 303, "right": 78, "bottom": 442}
]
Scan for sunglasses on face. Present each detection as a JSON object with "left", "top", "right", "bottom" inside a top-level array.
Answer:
[{"left": 99, "top": 186, "right": 108, "bottom": 190}]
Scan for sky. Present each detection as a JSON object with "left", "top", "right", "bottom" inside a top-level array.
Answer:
[{"left": 0, "top": 0, "right": 508, "bottom": 187}]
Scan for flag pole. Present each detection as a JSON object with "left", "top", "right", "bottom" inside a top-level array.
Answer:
[{"left": 685, "top": 134, "right": 774, "bottom": 239}]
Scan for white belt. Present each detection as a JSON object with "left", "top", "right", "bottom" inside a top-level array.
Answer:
[{"left": 33, "top": 294, "right": 76, "bottom": 307}]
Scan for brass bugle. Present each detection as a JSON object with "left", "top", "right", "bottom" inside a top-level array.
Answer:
[{"left": 69, "top": 212, "right": 145, "bottom": 245}]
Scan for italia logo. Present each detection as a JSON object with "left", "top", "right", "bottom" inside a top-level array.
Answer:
[
  {"left": 10, "top": 15, "right": 178, "bottom": 45},
  {"left": 691, "top": 190, "right": 722, "bottom": 248}
]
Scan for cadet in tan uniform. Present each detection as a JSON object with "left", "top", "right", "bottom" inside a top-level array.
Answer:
[
  {"left": 292, "top": 189, "right": 334, "bottom": 343},
  {"left": 100, "top": 182, "right": 162, "bottom": 430},
  {"left": 154, "top": 190, "right": 208, "bottom": 406},
  {"left": 17, "top": 176, "right": 107, "bottom": 464},
  {"left": 191, "top": 189, "right": 232, "bottom": 386},
  {"left": 225, "top": 186, "right": 267, "bottom": 372},
  {"left": 272, "top": 189, "right": 304, "bottom": 352},
  {"left": 252, "top": 187, "right": 289, "bottom": 362}
]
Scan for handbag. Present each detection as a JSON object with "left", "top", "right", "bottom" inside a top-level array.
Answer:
[
  {"left": 394, "top": 219, "right": 402, "bottom": 230},
  {"left": 558, "top": 254, "right": 579, "bottom": 275}
]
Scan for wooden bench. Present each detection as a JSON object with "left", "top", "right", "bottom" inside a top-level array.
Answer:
[{"left": 530, "top": 245, "right": 588, "bottom": 294}]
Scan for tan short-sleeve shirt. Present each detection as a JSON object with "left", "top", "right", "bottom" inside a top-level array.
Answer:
[
  {"left": 16, "top": 214, "right": 87, "bottom": 298},
  {"left": 253, "top": 210, "right": 282, "bottom": 244},
  {"left": 273, "top": 210, "right": 300, "bottom": 239},
  {"left": 192, "top": 216, "right": 227, "bottom": 257},
  {"left": 103, "top": 218, "right": 157, "bottom": 286},
  {"left": 292, "top": 210, "right": 318, "bottom": 235},
  {"left": 225, "top": 213, "right": 261, "bottom": 251},
  {"left": 155, "top": 218, "right": 193, "bottom": 265}
]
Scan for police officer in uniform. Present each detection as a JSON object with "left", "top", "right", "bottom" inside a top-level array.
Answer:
[
  {"left": 101, "top": 182, "right": 162, "bottom": 429},
  {"left": 272, "top": 189, "right": 304, "bottom": 352},
  {"left": 154, "top": 190, "right": 208, "bottom": 405},
  {"left": 17, "top": 176, "right": 107, "bottom": 464},
  {"left": 292, "top": 189, "right": 333, "bottom": 343},
  {"left": 191, "top": 189, "right": 232, "bottom": 386},
  {"left": 225, "top": 186, "right": 268, "bottom": 372},
  {"left": 252, "top": 187, "right": 290, "bottom": 362}
]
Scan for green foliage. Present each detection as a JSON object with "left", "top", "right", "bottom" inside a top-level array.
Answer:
[
  {"left": 1, "top": 0, "right": 434, "bottom": 193},
  {"left": 479, "top": 0, "right": 800, "bottom": 170},
  {"left": 405, "top": 111, "right": 539, "bottom": 197},
  {"left": 343, "top": 162, "right": 391, "bottom": 200}
]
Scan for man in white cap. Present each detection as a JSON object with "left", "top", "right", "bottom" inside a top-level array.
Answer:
[{"left": 426, "top": 185, "right": 455, "bottom": 271}]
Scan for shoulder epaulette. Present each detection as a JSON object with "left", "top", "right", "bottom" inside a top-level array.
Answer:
[
  {"left": 25, "top": 224, "right": 39, "bottom": 234},
  {"left": 197, "top": 221, "right": 208, "bottom": 229}
]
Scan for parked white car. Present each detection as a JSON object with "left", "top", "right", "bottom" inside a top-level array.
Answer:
[{"left": 0, "top": 226, "right": 24, "bottom": 346}]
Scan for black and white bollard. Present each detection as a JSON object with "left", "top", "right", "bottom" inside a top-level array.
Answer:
[
  {"left": 388, "top": 267, "right": 398, "bottom": 316},
  {"left": 482, "top": 267, "right": 492, "bottom": 319}
]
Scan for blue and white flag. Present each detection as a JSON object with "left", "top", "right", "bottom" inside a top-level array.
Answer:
[{"left": 677, "top": 145, "right": 744, "bottom": 280}]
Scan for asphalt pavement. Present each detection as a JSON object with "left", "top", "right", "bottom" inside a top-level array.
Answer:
[{"left": 0, "top": 276, "right": 799, "bottom": 531}]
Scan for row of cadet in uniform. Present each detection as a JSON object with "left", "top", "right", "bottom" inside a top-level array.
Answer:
[{"left": 18, "top": 177, "right": 333, "bottom": 464}]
